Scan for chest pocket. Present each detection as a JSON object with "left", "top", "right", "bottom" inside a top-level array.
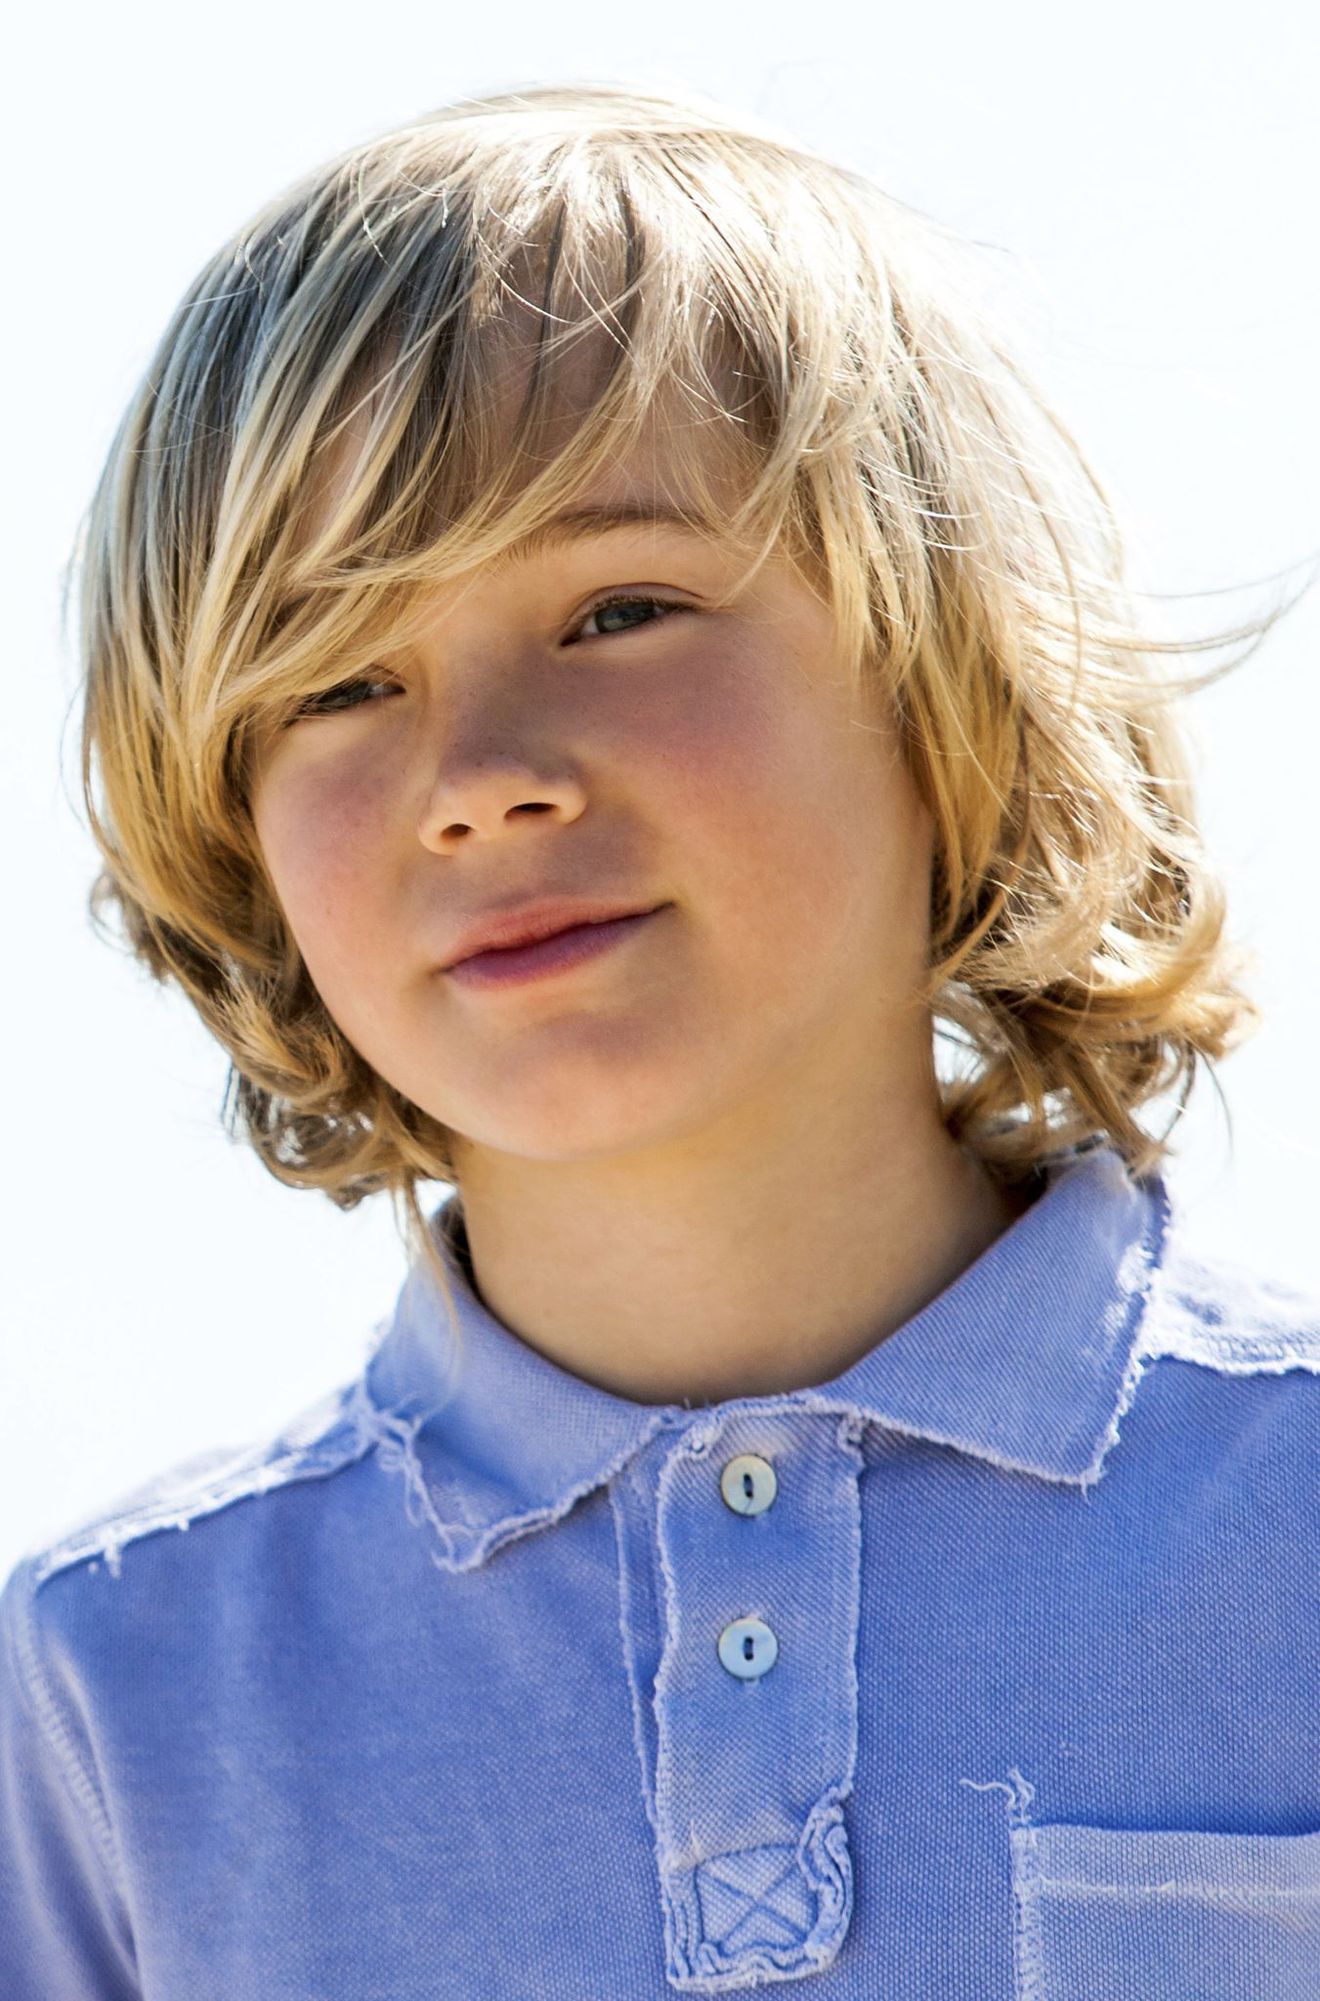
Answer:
[{"left": 1011, "top": 1819, "right": 1320, "bottom": 2000}]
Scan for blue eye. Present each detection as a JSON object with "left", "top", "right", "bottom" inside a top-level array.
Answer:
[
  {"left": 578, "top": 594, "right": 685, "bottom": 638},
  {"left": 286, "top": 595, "right": 685, "bottom": 725},
  {"left": 290, "top": 675, "right": 401, "bottom": 720}
]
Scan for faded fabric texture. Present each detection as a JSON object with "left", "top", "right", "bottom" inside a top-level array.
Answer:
[{"left": 2, "top": 1140, "right": 1318, "bottom": 1997}]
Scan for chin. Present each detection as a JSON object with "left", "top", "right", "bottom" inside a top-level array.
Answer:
[{"left": 439, "top": 1077, "right": 722, "bottom": 1167}]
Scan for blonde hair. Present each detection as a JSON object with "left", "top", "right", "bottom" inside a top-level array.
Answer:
[{"left": 73, "top": 77, "right": 1302, "bottom": 1322}]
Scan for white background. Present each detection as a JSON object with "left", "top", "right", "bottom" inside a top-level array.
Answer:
[{"left": 3, "top": 0, "right": 1317, "bottom": 1582}]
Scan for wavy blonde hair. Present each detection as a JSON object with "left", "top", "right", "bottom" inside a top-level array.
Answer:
[{"left": 73, "top": 77, "right": 1301, "bottom": 1324}]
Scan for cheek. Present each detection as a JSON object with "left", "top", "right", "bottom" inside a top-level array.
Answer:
[
  {"left": 667, "top": 668, "right": 929, "bottom": 984},
  {"left": 630, "top": 660, "right": 874, "bottom": 936},
  {"left": 252, "top": 762, "right": 392, "bottom": 969}
]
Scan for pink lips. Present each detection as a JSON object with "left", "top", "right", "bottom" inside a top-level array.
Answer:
[{"left": 445, "top": 907, "right": 665, "bottom": 988}]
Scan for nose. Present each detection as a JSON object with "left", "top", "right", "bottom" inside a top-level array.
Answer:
[
  {"left": 406, "top": 629, "right": 592, "bottom": 848},
  {"left": 417, "top": 755, "right": 588, "bottom": 848}
]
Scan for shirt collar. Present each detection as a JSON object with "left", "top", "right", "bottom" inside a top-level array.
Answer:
[{"left": 358, "top": 1140, "right": 1172, "bottom": 1571}]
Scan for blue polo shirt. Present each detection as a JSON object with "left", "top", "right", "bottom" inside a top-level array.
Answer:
[{"left": 2, "top": 1139, "right": 1318, "bottom": 1999}]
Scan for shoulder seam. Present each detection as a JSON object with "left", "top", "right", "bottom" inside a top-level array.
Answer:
[
  {"left": 30, "top": 1376, "right": 380, "bottom": 1589},
  {"left": 1139, "top": 1243, "right": 1320, "bottom": 1376},
  {"left": 1138, "top": 1334, "right": 1320, "bottom": 1376}
]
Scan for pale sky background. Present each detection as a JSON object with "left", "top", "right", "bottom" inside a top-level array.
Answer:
[{"left": 3, "top": 0, "right": 1317, "bottom": 1583}]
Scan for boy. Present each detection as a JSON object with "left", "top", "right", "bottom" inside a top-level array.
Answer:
[{"left": 3, "top": 77, "right": 1317, "bottom": 1998}]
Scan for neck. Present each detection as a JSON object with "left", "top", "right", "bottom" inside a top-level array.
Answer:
[{"left": 447, "top": 1059, "right": 1034, "bottom": 1407}]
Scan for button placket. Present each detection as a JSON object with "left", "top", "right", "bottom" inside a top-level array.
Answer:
[{"left": 650, "top": 1409, "right": 864, "bottom": 1988}]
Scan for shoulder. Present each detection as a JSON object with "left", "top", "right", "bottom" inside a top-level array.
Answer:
[
  {"left": 1139, "top": 1231, "right": 1320, "bottom": 1377},
  {"left": 6, "top": 1369, "right": 382, "bottom": 1603},
  {"left": 1118, "top": 1228, "right": 1320, "bottom": 1497}
]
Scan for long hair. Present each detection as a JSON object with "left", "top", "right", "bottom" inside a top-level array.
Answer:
[{"left": 72, "top": 78, "right": 1300, "bottom": 1321}]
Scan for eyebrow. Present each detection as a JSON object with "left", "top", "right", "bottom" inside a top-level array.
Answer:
[
  {"left": 498, "top": 501, "right": 716, "bottom": 562},
  {"left": 274, "top": 501, "right": 720, "bottom": 629}
]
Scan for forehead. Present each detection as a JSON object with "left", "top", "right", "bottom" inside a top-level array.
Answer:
[
  {"left": 487, "top": 397, "right": 760, "bottom": 574},
  {"left": 293, "top": 315, "right": 758, "bottom": 579}
]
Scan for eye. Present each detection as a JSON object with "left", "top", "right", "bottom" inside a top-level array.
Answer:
[
  {"left": 283, "top": 593, "right": 688, "bottom": 726},
  {"left": 288, "top": 673, "right": 403, "bottom": 721},
  {"left": 573, "top": 593, "right": 687, "bottom": 640}
]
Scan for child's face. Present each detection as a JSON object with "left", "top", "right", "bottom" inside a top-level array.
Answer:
[{"left": 248, "top": 424, "right": 939, "bottom": 1173}]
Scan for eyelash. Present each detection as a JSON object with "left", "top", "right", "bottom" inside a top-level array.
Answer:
[{"left": 289, "top": 592, "right": 688, "bottom": 721}]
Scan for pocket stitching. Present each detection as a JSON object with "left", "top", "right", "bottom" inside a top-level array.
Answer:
[
  {"left": 1012, "top": 1817, "right": 1320, "bottom": 1999},
  {"left": 1011, "top": 1823, "right": 1048, "bottom": 2001}
]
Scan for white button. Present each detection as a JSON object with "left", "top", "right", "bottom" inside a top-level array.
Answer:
[
  {"left": 717, "top": 1616, "right": 779, "bottom": 1680},
  {"left": 720, "top": 1453, "right": 778, "bottom": 1515}
]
